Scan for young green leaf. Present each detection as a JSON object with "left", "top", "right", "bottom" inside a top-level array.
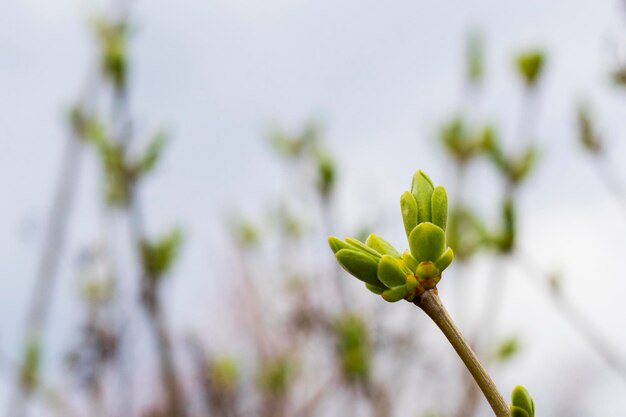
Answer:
[
  {"left": 400, "top": 192, "right": 418, "bottom": 238},
  {"left": 377, "top": 255, "right": 407, "bottom": 288},
  {"left": 366, "top": 234, "right": 399, "bottom": 257},
  {"left": 511, "top": 385, "right": 534, "bottom": 417},
  {"left": 335, "top": 249, "right": 383, "bottom": 287},
  {"left": 381, "top": 285, "right": 408, "bottom": 302},
  {"left": 431, "top": 186, "right": 448, "bottom": 231},
  {"left": 434, "top": 247, "right": 454, "bottom": 273},
  {"left": 411, "top": 170, "right": 435, "bottom": 224},
  {"left": 408, "top": 223, "right": 446, "bottom": 263},
  {"left": 365, "top": 283, "right": 385, "bottom": 294}
]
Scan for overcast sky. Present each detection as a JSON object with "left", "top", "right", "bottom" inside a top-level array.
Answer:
[{"left": 3, "top": 0, "right": 626, "bottom": 414}]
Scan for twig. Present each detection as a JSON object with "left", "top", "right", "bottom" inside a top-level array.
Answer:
[
  {"left": 7, "top": 128, "right": 85, "bottom": 417},
  {"left": 415, "top": 290, "right": 509, "bottom": 417}
]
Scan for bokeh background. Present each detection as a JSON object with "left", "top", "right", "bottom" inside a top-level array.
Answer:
[{"left": 3, "top": 0, "right": 626, "bottom": 416}]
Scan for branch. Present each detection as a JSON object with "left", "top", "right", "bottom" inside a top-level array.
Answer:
[{"left": 415, "top": 290, "right": 509, "bottom": 417}]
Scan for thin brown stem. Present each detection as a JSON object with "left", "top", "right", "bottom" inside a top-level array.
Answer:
[{"left": 414, "top": 290, "right": 509, "bottom": 417}]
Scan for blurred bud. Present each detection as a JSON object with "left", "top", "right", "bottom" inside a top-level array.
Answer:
[
  {"left": 257, "top": 356, "right": 295, "bottom": 398},
  {"left": 140, "top": 228, "right": 183, "bottom": 281},
  {"left": 334, "top": 313, "right": 371, "bottom": 383},
  {"left": 92, "top": 17, "right": 130, "bottom": 91},
  {"left": 496, "top": 336, "right": 520, "bottom": 362},
  {"left": 483, "top": 126, "right": 537, "bottom": 184},
  {"left": 576, "top": 102, "right": 602, "bottom": 154},
  {"left": 316, "top": 151, "right": 336, "bottom": 199},
  {"left": 138, "top": 131, "right": 168, "bottom": 174},
  {"left": 207, "top": 356, "right": 239, "bottom": 394},
  {"left": 268, "top": 122, "right": 319, "bottom": 159},
  {"left": 548, "top": 273, "right": 562, "bottom": 296},
  {"left": 447, "top": 205, "right": 486, "bottom": 261},
  {"left": 487, "top": 197, "right": 516, "bottom": 253},
  {"left": 234, "top": 221, "right": 260, "bottom": 248},
  {"left": 80, "top": 279, "right": 114, "bottom": 305},
  {"left": 612, "top": 65, "right": 626, "bottom": 87},
  {"left": 439, "top": 118, "right": 485, "bottom": 163},
  {"left": 515, "top": 50, "right": 546, "bottom": 88},
  {"left": 510, "top": 385, "right": 535, "bottom": 417},
  {"left": 21, "top": 337, "right": 40, "bottom": 391},
  {"left": 329, "top": 170, "right": 453, "bottom": 302},
  {"left": 466, "top": 32, "right": 484, "bottom": 85}
]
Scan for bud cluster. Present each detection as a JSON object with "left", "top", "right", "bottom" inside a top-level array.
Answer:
[{"left": 328, "top": 170, "right": 454, "bottom": 302}]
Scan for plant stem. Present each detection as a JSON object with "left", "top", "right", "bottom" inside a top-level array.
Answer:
[{"left": 414, "top": 290, "right": 509, "bottom": 417}]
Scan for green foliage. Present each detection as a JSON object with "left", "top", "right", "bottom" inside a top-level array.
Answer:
[
  {"left": 256, "top": 356, "right": 295, "bottom": 398},
  {"left": 140, "top": 229, "right": 183, "bottom": 281},
  {"left": 510, "top": 385, "right": 535, "bottom": 417},
  {"left": 576, "top": 103, "right": 602, "bottom": 154},
  {"left": 87, "top": 133, "right": 168, "bottom": 206},
  {"left": 207, "top": 356, "right": 239, "bottom": 394},
  {"left": 21, "top": 337, "right": 40, "bottom": 391},
  {"left": 139, "top": 131, "right": 169, "bottom": 174},
  {"left": 515, "top": 50, "right": 545, "bottom": 88},
  {"left": 334, "top": 313, "right": 371, "bottom": 383},
  {"left": 483, "top": 127, "right": 538, "bottom": 185},
  {"left": 329, "top": 170, "right": 454, "bottom": 302}
]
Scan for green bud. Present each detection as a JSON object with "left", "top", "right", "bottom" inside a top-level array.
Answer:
[
  {"left": 382, "top": 285, "right": 408, "bottom": 302},
  {"left": 400, "top": 192, "right": 418, "bottom": 239},
  {"left": 335, "top": 249, "right": 384, "bottom": 287},
  {"left": 377, "top": 255, "right": 407, "bottom": 288},
  {"left": 416, "top": 261, "right": 439, "bottom": 280},
  {"left": 431, "top": 186, "right": 448, "bottom": 231},
  {"left": 366, "top": 234, "right": 399, "bottom": 257},
  {"left": 411, "top": 170, "right": 435, "bottom": 224},
  {"left": 510, "top": 385, "right": 534, "bottom": 417},
  {"left": 515, "top": 49, "right": 545, "bottom": 88},
  {"left": 408, "top": 223, "right": 446, "bottom": 263},
  {"left": 434, "top": 247, "right": 454, "bottom": 273}
]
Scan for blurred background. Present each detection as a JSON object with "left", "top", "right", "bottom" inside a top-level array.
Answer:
[{"left": 3, "top": 0, "right": 626, "bottom": 416}]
